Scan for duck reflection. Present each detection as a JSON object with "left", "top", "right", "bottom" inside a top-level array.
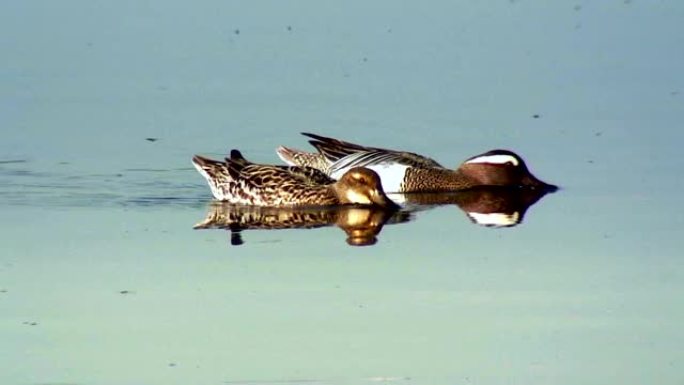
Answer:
[
  {"left": 396, "top": 185, "right": 556, "bottom": 228},
  {"left": 194, "top": 186, "right": 556, "bottom": 246},
  {"left": 194, "top": 203, "right": 411, "bottom": 246}
]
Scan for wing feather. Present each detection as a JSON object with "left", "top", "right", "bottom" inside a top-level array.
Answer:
[
  {"left": 302, "top": 133, "right": 444, "bottom": 170},
  {"left": 328, "top": 150, "right": 441, "bottom": 177}
]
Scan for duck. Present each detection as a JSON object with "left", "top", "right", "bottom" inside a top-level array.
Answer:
[
  {"left": 276, "top": 133, "right": 556, "bottom": 193},
  {"left": 192, "top": 149, "right": 397, "bottom": 208}
]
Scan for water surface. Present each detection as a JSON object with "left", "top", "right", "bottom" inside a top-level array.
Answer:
[{"left": 1, "top": 1, "right": 683, "bottom": 384}]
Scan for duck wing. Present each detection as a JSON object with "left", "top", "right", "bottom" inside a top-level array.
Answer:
[
  {"left": 284, "top": 166, "right": 336, "bottom": 185},
  {"left": 303, "top": 132, "right": 378, "bottom": 161},
  {"left": 302, "top": 132, "right": 443, "bottom": 169},
  {"left": 228, "top": 163, "right": 333, "bottom": 191},
  {"left": 327, "top": 150, "right": 444, "bottom": 179}
]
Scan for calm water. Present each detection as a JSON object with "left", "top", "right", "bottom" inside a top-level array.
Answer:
[{"left": 2, "top": 1, "right": 683, "bottom": 384}]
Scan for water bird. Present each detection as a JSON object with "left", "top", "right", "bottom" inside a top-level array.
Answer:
[
  {"left": 192, "top": 150, "right": 397, "bottom": 208},
  {"left": 277, "top": 133, "right": 556, "bottom": 193}
]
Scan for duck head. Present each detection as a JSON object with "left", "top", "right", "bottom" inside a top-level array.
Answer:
[
  {"left": 334, "top": 167, "right": 399, "bottom": 208},
  {"left": 458, "top": 150, "right": 557, "bottom": 191}
]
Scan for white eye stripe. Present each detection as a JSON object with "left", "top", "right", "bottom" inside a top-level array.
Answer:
[
  {"left": 467, "top": 212, "right": 520, "bottom": 227},
  {"left": 465, "top": 154, "right": 520, "bottom": 166}
]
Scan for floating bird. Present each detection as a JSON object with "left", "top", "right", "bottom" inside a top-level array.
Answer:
[
  {"left": 192, "top": 150, "right": 397, "bottom": 208},
  {"left": 277, "top": 133, "right": 556, "bottom": 193}
]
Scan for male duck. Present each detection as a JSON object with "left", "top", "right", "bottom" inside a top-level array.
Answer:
[
  {"left": 192, "top": 150, "right": 397, "bottom": 208},
  {"left": 277, "top": 133, "right": 556, "bottom": 193}
]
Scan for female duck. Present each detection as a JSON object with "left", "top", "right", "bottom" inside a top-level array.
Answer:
[
  {"left": 192, "top": 150, "right": 397, "bottom": 208},
  {"left": 277, "top": 133, "right": 556, "bottom": 193}
]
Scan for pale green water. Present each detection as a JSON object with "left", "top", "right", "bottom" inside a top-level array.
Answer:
[{"left": 2, "top": 1, "right": 684, "bottom": 384}]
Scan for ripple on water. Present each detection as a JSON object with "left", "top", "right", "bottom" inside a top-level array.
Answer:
[
  {"left": 0, "top": 159, "right": 29, "bottom": 165},
  {"left": 0, "top": 161, "right": 206, "bottom": 209}
]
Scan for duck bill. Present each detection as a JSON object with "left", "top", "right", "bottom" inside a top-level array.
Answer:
[
  {"left": 369, "top": 191, "right": 400, "bottom": 209},
  {"left": 522, "top": 174, "right": 558, "bottom": 192}
]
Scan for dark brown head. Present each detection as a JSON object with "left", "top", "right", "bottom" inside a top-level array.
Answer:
[
  {"left": 457, "top": 150, "right": 557, "bottom": 191},
  {"left": 333, "top": 167, "right": 399, "bottom": 208}
]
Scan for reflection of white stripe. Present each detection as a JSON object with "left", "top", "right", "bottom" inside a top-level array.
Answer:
[
  {"left": 466, "top": 154, "right": 519, "bottom": 166},
  {"left": 467, "top": 212, "right": 520, "bottom": 227},
  {"left": 386, "top": 193, "right": 407, "bottom": 205}
]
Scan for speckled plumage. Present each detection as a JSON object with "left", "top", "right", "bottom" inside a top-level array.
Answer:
[
  {"left": 192, "top": 150, "right": 397, "bottom": 208},
  {"left": 194, "top": 203, "right": 410, "bottom": 246},
  {"left": 277, "top": 133, "right": 556, "bottom": 193}
]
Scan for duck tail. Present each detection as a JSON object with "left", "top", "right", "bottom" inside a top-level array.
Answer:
[
  {"left": 278, "top": 144, "right": 335, "bottom": 172},
  {"left": 192, "top": 154, "right": 223, "bottom": 172},
  {"left": 228, "top": 149, "right": 250, "bottom": 166},
  {"left": 276, "top": 146, "right": 304, "bottom": 166},
  {"left": 192, "top": 149, "right": 250, "bottom": 184},
  {"left": 191, "top": 154, "right": 231, "bottom": 188},
  {"left": 223, "top": 149, "right": 253, "bottom": 179}
]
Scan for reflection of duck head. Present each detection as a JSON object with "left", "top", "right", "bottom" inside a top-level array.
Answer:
[
  {"left": 194, "top": 203, "right": 409, "bottom": 246},
  {"left": 335, "top": 207, "right": 410, "bottom": 246},
  {"left": 400, "top": 186, "right": 556, "bottom": 228}
]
